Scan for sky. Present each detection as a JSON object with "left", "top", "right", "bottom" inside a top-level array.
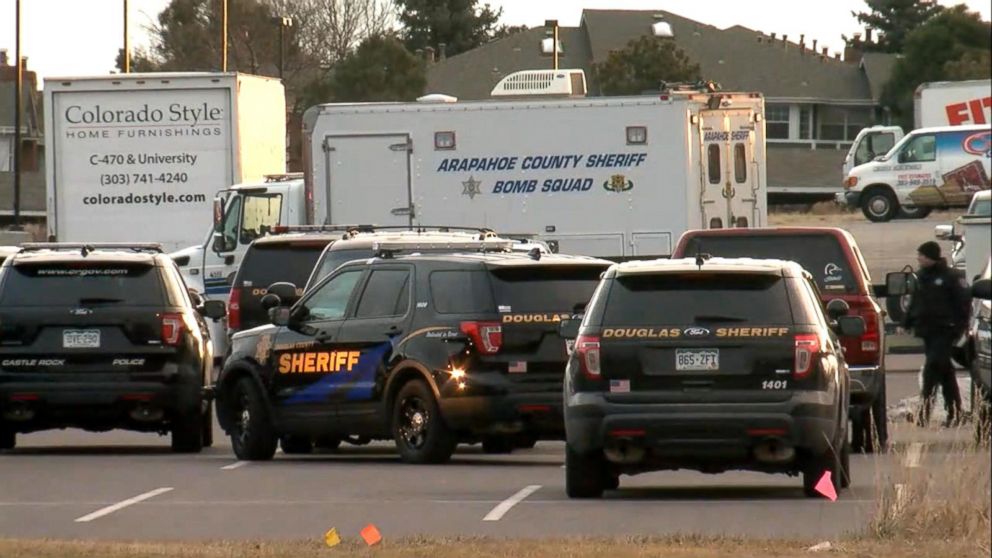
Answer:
[{"left": 1, "top": 0, "right": 990, "bottom": 81}]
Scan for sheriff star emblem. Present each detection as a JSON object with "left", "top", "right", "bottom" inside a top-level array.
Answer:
[
  {"left": 462, "top": 176, "right": 482, "bottom": 199},
  {"left": 255, "top": 333, "right": 273, "bottom": 363}
]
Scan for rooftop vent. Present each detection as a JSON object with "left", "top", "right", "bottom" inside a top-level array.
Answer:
[
  {"left": 417, "top": 93, "right": 458, "bottom": 103},
  {"left": 491, "top": 69, "right": 587, "bottom": 98},
  {"left": 652, "top": 21, "right": 674, "bottom": 38}
]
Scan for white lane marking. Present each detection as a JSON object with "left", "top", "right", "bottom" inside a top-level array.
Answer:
[
  {"left": 221, "top": 461, "right": 249, "bottom": 471},
  {"left": 905, "top": 443, "right": 923, "bottom": 468},
  {"left": 74, "top": 487, "right": 173, "bottom": 523},
  {"left": 483, "top": 484, "right": 541, "bottom": 521}
]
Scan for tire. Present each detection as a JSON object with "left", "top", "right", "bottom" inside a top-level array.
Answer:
[
  {"left": 201, "top": 406, "right": 214, "bottom": 448},
  {"left": 605, "top": 473, "right": 620, "bottom": 491},
  {"left": 839, "top": 442, "right": 852, "bottom": 489},
  {"left": 0, "top": 423, "right": 15, "bottom": 451},
  {"left": 391, "top": 380, "right": 457, "bottom": 464},
  {"left": 850, "top": 408, "right": 869, "bottom": 453},
  {"left": 229, "top": 377, "right": 277, "bottom": 461},
  {"left": 315, "top": 436, "right": 342, "bottom": 451},
  {"left": 861, "top": 189, "right": 898, "bottom": 222},
  {"left": 482, "top": 436, "right": 515, "bottom": 454},
  {"left": 280, "top": 435, "right": 313, "bottom": 455},
  {"left": 885, "top": 294, "right": 911, "bottom": 326},
  {"left": 803, "top": 445, "right": 842, "bottom": 498},
  {"left": 171, "top": 411, "right": 204, "bottom": 453},
  {"left": 565, "top": 443, "right": 607, "bottom": 499},
  {"left": 515, "top": 434, "right": 539, "bottom": 450},
  {"left": 898, "top": 206, "right": 933, "bottom": 220}
]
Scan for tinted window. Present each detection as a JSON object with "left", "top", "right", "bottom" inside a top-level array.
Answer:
[
  {"left": 311, "top": 248, "right": 374, "bottom": 287},
  {"left": 489, "top": 266, "right": 604, "bottom": 313},
  {"left": 602, "top": 273, "right": 794, "bottom": 326},
  {"left": 1, "top": 263, "right": 165, "bottom": 306},
  {"left": 239, "top": 244, "right": 326, "bottom": 289},
  {"left": 707, "top": 144, "right": 721, "bottom": 184},
  {"left": 734, "top": 143, "right": 747, "bottom": 183},
  {"left": 304, "top": 269, "right": 364, "bottom": 321},
  {"left": 355, "top": 269, "right": 411, "bottom": 318},
  {"left": 430, "top": 270, "right": 495, "bottom": 314},
  {"left": 682, "top": 235, "right": 858, "bottom": 293}
]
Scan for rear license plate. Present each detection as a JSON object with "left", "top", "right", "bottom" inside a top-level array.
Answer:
[
  {"left": 63, "top": 330, "right": 101, "bottom": 349},
  {"left": 676, "top": 349, "right": 719, "bottom": 371}
]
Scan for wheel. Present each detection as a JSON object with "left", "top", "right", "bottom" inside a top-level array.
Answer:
[
  {"left": 803, "top": 445, "right": 842, "bottom": 498},
  {"left": 605, "top": 473, "right": 620, "bottom": 491},
  {"left": 840, "top": 442, "right": 851, "bottom": 489},
  {"left": 279, "top": 435, "right": 313, "bottom": 455},
  {"left": 861, "top": 189, "right": 898, "bottom": 222},
  {"left": 201, "top": 406, "right": 214, "bottom": 448},
  {"left": 515, "top": 434, "right": 538, "bottom": 450},
  {"left": 885, "top": 294, "right": 911, "bottom": 326},
  {"left": 850, "top": 408, "right": 868, "bottom": 453},
  {"left": 391, "top": 380, "right": 457, "bottom": 464},
  {"left": 898, "top": 206, "right": 932, "bottom": 219},
  {"left": 482, "top": 436, "right": 515, "bottom": 454},
  {"left": 565, "top": 443, "right": 606, "bottom": 498},
  {"left": 171, "top": 410, "right": 204, "bottom": 453},
  {"left": 315, "top": 436, "right": 342, "bottom": 451},
  {"left": 0, "top": 423, "right": 15, "bottom": 451},
  {"left": 229, "top": 377, "right": 277, "bottom": 461}
]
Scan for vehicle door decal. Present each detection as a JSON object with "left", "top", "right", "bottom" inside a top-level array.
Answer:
[{"left": 281, "top": 336, "right": 397, "bottom": 404}]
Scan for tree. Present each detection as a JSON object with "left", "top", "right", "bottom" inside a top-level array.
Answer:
[
  {"left": 593, "top": 36, "right": 701, "bottom": 96},
  {"left": 281, "top": 0, "right": 396, "bottom": 65},
  {"left": 846, "top": 0, "right": 944, "bottom": 53},
  {"left": 397, "top": 0, "right": 502, "bottom": 56},
  {"left": 304, "top": 35, "right": 426, "bottom": 105},
  {"left": 881, "top": 5, "right": 991, "bottom": 127},
  {"left": 492, "top": 24, "right": 529, "bottom": 41}
]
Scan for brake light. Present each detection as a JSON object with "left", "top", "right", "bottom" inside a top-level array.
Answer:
[
  {"left": 161, "top": 313, "right": 185, "bottom": 346},
  {"left": 576, "top": 334, "right": 601, "bottom": 379},
  {"left": 460, "top": 321, "right": 502, "bottom": 355},
  {"left": 860, "top": 308, "right": 881, "bottom": 354},
  {"left": 228, "top": 287, "right": 241, "bottom": 331},
  {"left": 794, "top": 334, "right": 821, "bottom": 379}
]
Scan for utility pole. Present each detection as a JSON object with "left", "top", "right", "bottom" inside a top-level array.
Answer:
[
  {"left": 13, "top": 0, "right": 23, "bottom": 227},
  {"left": 221, "top": 0, "right": 228, "bottom": 72},
  {"left": 545, "top": 20, "right": 559, "bottom": 70},
  {"left": 271, "top": 17, "right": 293, "bottom": 80},
  {"left": 123, "top": 0, "right": 130, "bottom": 73}
]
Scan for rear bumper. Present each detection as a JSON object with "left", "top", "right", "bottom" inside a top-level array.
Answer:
[
  {"left": 439, "top": 370, "right": 564, "bottom": 438},
  {"left": 564, "top": 390, "right": 841, "bottom": 469},
  {"left": 848, "top": 365, "right": 884, "bottom": 406}
]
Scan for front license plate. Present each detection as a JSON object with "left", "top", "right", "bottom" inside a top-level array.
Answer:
[
  {"left": 676, "top": 349, "right": 719, "bottom": 371},
  {"left": 63, "top": 330, "right": 101, "bottom": 349}
]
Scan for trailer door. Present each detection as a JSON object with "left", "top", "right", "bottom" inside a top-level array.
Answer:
[
  {"left": 698, "top": 109, "right": 759, "bottom": 229},
  {"left": 322, "top": 134, "right": 413, "bottom": 226}
]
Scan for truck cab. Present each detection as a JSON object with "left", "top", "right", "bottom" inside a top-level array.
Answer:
[{"left": 842, "top": 126, "right": 904, "bottom": 178}]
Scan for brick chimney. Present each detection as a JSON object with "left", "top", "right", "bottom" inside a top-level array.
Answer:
[{"left": 843, "top": 31, "right": 863, "bottom": 64}]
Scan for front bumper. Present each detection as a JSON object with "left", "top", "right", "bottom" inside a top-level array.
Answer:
[{"left": 836, "top": 190, "right": 861, "bottom": 208}]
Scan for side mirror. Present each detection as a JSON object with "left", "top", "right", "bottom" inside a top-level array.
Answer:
[
  {"left": 200, "top": 300, "right": 227, "bottom": 320},
  {"left": 269, "top": 306, "right": 292, "bottom": 327},
  {"left": 886, "top": 271, "right": 913, "bottom": 297},
  {"left": 934, "top": 224, "right": 953, "bottom": 240},
  {"left": 837, "top": 316, "right": 866, "bottom": 337},
  {"left": 825, "top": 299, "right": 850, "bottom": 320},
  {"left": 266, "top": 282, "right": 300, "bottom": 306},
  {"left": 559, "top": 317, "right": 581, "bottom": 340},
  {"left": 973, "top": 278, "right": 992, "bottom": 301},
  {"left": 211, "top": 232, "right": 228, "bottom": 254},
  {"left": 897, "top": 151, "right": 907, "bottom": 164},
  {"left": 260, "top": 293, "right": 282, "bottom": 311}
]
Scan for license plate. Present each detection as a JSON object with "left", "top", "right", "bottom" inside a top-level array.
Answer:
[
  {"left": 676, "top": 349, "right": 719, "bottom": 371},
  {"left": 63, "top": 330, "right": 101, "bottom": 349}
]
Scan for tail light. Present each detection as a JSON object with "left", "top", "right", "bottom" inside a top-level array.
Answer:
[
  {"left": 161, "top": 313, "right": 185, "bottom": 346},
  {"left": 860, "top": 309, "right": 881, "bottom": 354},
  {"left": 576, "top": 334, "right": 601, "bottom": 379},
  {"left": 794, "top": 333, "right": 821, "bottom": 379},
  {"left": 228, "top": 287, "right": 242, "bottom": 331},
  {"left": 460, "top": 321, "right": 502, "bottom": 355}
]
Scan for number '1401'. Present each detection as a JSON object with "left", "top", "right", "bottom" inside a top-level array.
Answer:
[{"left": 762, "top": 380, "right": 788, "bottom": 390}]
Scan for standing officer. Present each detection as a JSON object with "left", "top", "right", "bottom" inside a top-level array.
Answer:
[{"left": 904, "top": 241, "right": 970, "bottom": 427}]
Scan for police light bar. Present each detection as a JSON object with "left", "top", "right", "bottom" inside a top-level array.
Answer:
[
  {"left": 18, "top": 242, "right": 164, "bottom": 254},
  {"left": 270, "top": 224, "right": 373, "bottom": 235},
  {"left": 372, "top": 239, "right": 515, "bottom": 254}
]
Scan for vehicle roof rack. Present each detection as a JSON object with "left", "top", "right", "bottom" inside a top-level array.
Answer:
[
  {"left": 18, "top": 243, "right": 164, "bottom": 257},
  {"left": 263, "top": 173, "right": 304, "bottom": 183},
  {"left": 269, "top": 224, "right": 374, "bottom": 235},
  {"left": 373, "top": 238, "right": 514, "bottom": 257},
  {"left": 342, "top": 225, "right": 498, "bottom": 241}
]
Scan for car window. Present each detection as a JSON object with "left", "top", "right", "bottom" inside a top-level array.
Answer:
[
  {"left": 900, "top": 134, "right": 936, "bottom": 163},
  {"left": 240, "top": 194, "right": 283, "bottom": 245},
  {"left": 0, "top": 262, "right": 166, "bottom": 306},
  {"left": 239, "top": 243, "right": 326, "bottom": 289},
  {"left": 430, "top": 270, "right": 495, "bottom": 314},
  {"left": 682, "top": 234, "right": 859, "bottom": 294},
  {"left": 602, "top": 273, "right": 794, "bottom": 326},
  {"left": 488, "top": 265, "right": 604, "bottom": 313},
  {"left": 303, "top": 269, "right": 364, "bottom": 321},
  {"left": 790, "top": 277, "right": 828, "bottom": 326},
  {"left": 218, "top": 195, "right": 242, "bottom": 253},
  {"left": 969, "top": 197, "right": 991, "bottom": 217},
  {"left": 355, "top": 269, "right": 411, "bottom": 319},
  {"left": 310, "top": 248, "right": 374, "bottom": 288}
]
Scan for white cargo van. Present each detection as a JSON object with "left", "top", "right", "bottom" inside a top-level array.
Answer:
[{"left": 840, "top": 125, "right": 991, "bottom": 222}]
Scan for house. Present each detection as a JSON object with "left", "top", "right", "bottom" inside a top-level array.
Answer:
[
  {"left": 0, "top": 50, "right": 45, "bottom": 221},
  {"left": 425, "top": 9, "right": 899, "bottom": 198}
]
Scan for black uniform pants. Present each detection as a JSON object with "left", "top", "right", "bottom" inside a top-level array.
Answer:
[{"left": 920, "top": 329, "right": 962, "bottom": 424}]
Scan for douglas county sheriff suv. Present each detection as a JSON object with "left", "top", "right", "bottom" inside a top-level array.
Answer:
[
  {"left": 560, "top": 257, "right": 864, "bottom": 498},
  {"left": 0, "top": 243, "right": 226, "bottom": 452},
  {"left": 215, "top": 242, "right": 610, "bottom": 462}
]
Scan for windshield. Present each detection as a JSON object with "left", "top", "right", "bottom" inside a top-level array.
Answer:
[
  {"left": 968, "top": 197, "right": 991, "bottom": 217},
  {"left": 488, "top": 266, "right": 605, "bottom": 313}
]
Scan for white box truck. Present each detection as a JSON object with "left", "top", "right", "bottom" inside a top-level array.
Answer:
[
  {"left": 44, "top": 72, "right": 286, "bottom": 253},
  {"left": 843, "top": 79, "right": 991, "bottom": 178},
  {"left": 299, "top": 75, "right": 767, "bottom": 258}
]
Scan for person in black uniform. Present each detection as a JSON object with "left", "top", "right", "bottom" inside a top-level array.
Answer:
[{"left": 904, "top": 241, "right": 971, "bottom": 427}]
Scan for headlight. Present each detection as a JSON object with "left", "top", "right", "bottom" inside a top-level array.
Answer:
[{"left": 844, "top": 176, "right": 859, "bottom": 189}]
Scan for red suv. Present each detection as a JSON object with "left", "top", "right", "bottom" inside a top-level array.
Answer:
[{"left": 673, "top": 227, "right": 886, "bottom": 452}]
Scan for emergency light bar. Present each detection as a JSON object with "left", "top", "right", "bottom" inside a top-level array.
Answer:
[
  {"left": 270, "top": 224, "right": 373, "bottom": 235},
  {"left": 18, "top": 242, "right": 164, "bottom": 254},
  {"left": 372, "top": 239, "right": 515, "bottom": 254}
]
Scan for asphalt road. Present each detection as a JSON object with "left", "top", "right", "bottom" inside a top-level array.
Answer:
[{"left": 1, "top": 361, "right": 983, "bottom": 542}]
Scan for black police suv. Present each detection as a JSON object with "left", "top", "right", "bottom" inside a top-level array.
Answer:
[
  {"left": 215, "top": 249, "right": 610, "bottom": 462},
  {"left": 0, "top": 243, "right": 226, "bottom": 452},
  {"left": 561, "top": 257, "right": 863, "bottom": 498}
]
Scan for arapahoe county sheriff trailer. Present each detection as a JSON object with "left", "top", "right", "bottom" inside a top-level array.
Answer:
[{"left": 303, "top": 70, "right": 767, "bottom": 258}]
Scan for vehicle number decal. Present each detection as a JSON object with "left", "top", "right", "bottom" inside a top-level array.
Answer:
[{"left": 762, "top": 380, "right": 788, "bottom": 390}]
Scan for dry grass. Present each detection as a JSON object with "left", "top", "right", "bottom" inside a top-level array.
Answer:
[
  {"left": 0, "top": 536, "right": 984, "bottom": 558},
  {"left": 768, "top": 203, "right": 957, "bottom": 226}
]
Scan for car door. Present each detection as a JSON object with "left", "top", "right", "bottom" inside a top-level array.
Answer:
[
  {"left": 332, "top": 265, "right": 414, "bottom": 428},
  {"left": 269, "top": 267, "right": 367, "bottom": 420}
]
